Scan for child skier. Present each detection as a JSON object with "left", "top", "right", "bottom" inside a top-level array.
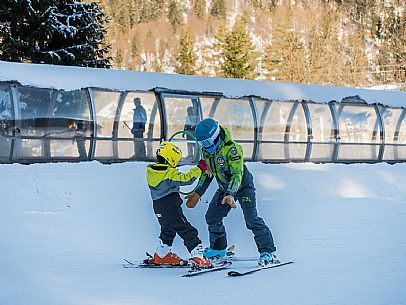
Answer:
[{"left": 146, "top": 141, "right": 211, "bottom": 268}]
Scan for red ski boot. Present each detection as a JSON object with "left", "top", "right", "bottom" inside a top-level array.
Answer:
[
  {"left": 152, "top": 251, "right": 188, "bottom": 266},
  {"left": 190, "top": 244, "right": 212, "bottom": 269},
  {"left": 149, "top": 240, "right": 188, "bottom": 266}
]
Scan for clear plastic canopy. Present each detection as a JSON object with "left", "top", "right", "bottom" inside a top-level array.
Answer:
[{"left": 0, "top": 62, "right": 405, "bottom": 164}]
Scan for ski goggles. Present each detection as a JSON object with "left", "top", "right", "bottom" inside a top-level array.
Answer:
[{"left": 198, "top": 125, "right": 220, "bottom": 149}]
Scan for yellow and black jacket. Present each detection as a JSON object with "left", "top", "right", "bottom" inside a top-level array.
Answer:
[{"left": 146, "top": 163, "right": 202, "bottom": 201}]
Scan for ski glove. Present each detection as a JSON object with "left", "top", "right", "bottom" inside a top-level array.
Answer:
[
  {"left": 186, "top": 192, "right": 201, "bottom": 208},
  {"left": 197, "top": 159, "right": 208, "bottom": 173},
  {"left": 221, "top": 195, "right": 237, "bottom": 209}
]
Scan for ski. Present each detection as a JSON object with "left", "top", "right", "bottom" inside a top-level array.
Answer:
[
  {"left": 227, "top": 261, "right": 294, "bottom": 277},
  {"left": 123, "top": 259, "right": 190, "bottom": 268},
  {"left": 123, "top": 253, "right": 190, "bottom": 269},
  {"left": 182, "top": 261, "right": 232, "bottom": 277}
]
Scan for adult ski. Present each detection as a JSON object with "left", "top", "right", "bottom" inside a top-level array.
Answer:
[
  {"left": 182, "top": 261, "right": 232, "bottom": 277},
  {"left": 227, "top": 261, "right": 294, "bottom": 277}
]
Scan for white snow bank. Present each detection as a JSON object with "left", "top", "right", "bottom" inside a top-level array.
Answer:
[{"left": 1, "top": 61, "right": 406, "bottom": 107}]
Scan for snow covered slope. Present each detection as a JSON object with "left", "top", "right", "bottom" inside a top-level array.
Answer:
[{"left": 0, "top": 161, "right": 405, "bottom": 305}]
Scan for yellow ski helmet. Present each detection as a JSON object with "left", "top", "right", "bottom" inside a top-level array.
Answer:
[{"left": 156, "top": 141, "right": 182, "bottom": 167}]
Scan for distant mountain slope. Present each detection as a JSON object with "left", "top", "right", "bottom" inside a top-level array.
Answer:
[{"left": 96, "top": 0, "right": 406, "bottom": 90}]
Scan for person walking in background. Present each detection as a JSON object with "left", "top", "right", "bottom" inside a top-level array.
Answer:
[
  {"left": 146, "top": 141, "right": 212, "bottom": 268},
  {"left": 185, "top": 118, "right": 278, "bottom": 266},
  {"left": 131, "top": 97, "right": 147, "bottom": 158}
]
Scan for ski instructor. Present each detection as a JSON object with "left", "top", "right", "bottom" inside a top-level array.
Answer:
[{"left": 186, "top": 118, "right": 278, "bottom": 266}]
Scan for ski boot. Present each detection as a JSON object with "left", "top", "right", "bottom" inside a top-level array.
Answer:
[
  {"left": 190, "top": 244, "right": 212, "bottom": 269},
  {"left": 152, "top": 252, "right": 188, "bottom": 266},
  {"left": 258, "top": 251, "right": 279, "bottom": 267},
  {"left": 203, "top": 247, "right": 227, "bottom": 260},
  {"left": 150, "top": 240, "right": 188, "bottom": 266}
]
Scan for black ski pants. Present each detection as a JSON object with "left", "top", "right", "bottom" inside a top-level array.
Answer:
[{"left": 153, "top": 192, "right": 201, "bottom": 253}]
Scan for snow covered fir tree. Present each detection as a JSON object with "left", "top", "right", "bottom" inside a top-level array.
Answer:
[{"left": 0, "top": 0, "right": 111, "bottom": 67}]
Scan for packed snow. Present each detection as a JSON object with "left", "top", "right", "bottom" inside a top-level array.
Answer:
[{"left": 1, "top": 161, "right": 405, "bottom": 305}]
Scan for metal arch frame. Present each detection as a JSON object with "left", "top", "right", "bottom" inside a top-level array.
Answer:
[
  {"left": 87, "top": 88, "right": 97, "bottom": 160},
  {"left": 249, "top": 97, "right": 260, "bottom": 162},
  {"left": 6, "top": 82, "right": 19, "bottom": 162},
  {"left": 283, "top": 101, "right": 300, "bottom": 161},
  {"left": 112, "top": 92, "right": 129, "bottom": 159},
  {"left": 9, "top": 83, "right": 22, "bottom": 162},
  {"left": 155, "top": 91, "right": 167, "bottom": 141},
  {"left": 328, "top": 101, "right": 340, "bottom": 163},
  {"left": 373, "top": 104, "right": 385, "bottom": 162},
  {"left": 256, "top": 99, "right": 273, "bottom": 162},
  {"left": 145, "top": 93, "right": 163, "bottom": 159},
  {"left": 208, "top": 96, "right": 221, "bottom": 118},
  {"left": 301, "top": 100, "right": 313, "bottom": 162}
]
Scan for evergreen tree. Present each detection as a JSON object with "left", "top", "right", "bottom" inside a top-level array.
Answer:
[
  {"left": 210, "top": 0, "right": 226, "bottom": 20},
  {"left": 193, "top": 0, "right": 206, "bottom": 19},
  {"left": 139, "top": 0, "right": 165, "bottom": 23},
  {"left": 175, "top": 28, "right": 196, "bottom": 75},
  {"left": 168, "top": 0, "right": 183, "bottom": 30},
  {"left": 215, "top": 17, "right": 259, "bottom": 79},
  {"left": 264, "top": 8, "right": 306, "bottom": 83},
  {"left": 131, "top": 32, "right": 141, "bottom": 70},
  {"left": 305, "top": 8, "right": 341, "bottom": 85},
  {"left": 376, "top": 6, "right": 406, "bottom": 83},
  {"left": 0, "top": 0, "right": 111, "bottom": 67},
  {"left": 251, "top": 0, "right": 276, "bottom": 11},
  {"left": 115, "top": 48, "right": 124, "bottom": 69},
  {"left": 117, "top": 2, "right": 131, "bottom": 33},
  {"left": 341, "top": 30, "right": 369, "bottom": 87}
]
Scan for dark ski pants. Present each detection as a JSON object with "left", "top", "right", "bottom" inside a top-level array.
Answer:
[
  {"left": 205, "top": 187, "right": 276, "bottom": 254},
  {"left": 153, "top": 193, "right": 201, "bottom": 253}
]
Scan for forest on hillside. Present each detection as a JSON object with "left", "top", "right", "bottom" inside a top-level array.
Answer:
[{"left": 99, "top": 0, "right": 406, "bottom": 90}]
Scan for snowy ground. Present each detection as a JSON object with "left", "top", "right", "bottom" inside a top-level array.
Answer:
[{"left": 0, "top": 161, "right": 405, "bottom": 305}]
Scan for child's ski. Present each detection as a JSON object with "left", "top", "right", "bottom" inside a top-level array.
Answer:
[
  {"left": 182, "top": 261, "right": 232, "bottom": 277},
  {"left": 123, "top": 253, "right": 189, "bottom": 268},
  {"left": 123, "top": 259, "right": 190, "bottom": 268},
  {"left": 227, "top": 261, "right": 294, "bottom": 277}
]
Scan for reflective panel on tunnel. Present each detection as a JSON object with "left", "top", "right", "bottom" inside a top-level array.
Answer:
[
  {"left": 307, "top": 103, "right": 335, "bottom": 162},
  {"left": 118, "top": 92, "right": 161, "bottom": 160},
  {"left": 334, "top": 103, "right": 381, "bottom": 161},
  {"left": 212, "top": 97, "right": 254, "bottom": 159},
  {"left": 260, "top": 100, "right": 307, "bottom": 161}
]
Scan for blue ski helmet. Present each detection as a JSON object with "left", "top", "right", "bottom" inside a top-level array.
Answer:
[{"left": 195, "top": 118, "right": 221, "bottom": 154}]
